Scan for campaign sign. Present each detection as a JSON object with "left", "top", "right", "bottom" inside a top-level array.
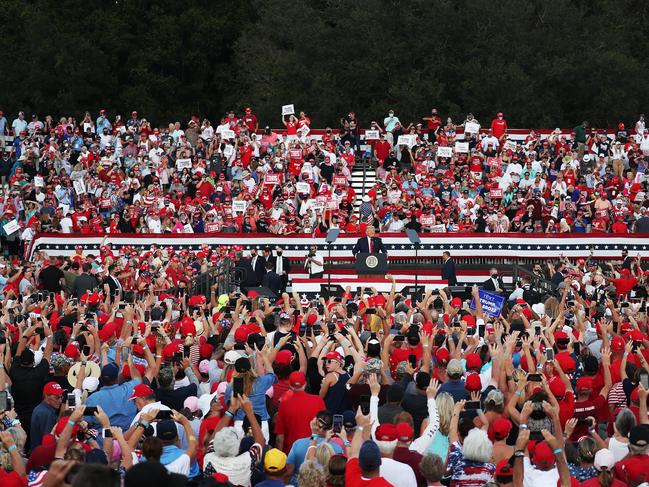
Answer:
[
  {"left": 455, "top": 142, "right": 469, "bottom": 153},
  {"left": 265, "top": 174, "right": 281, "bottom": 185},
  {"left": 420, "top": 215, "right": 434, "bottom": 226},
  {"left": 464, "top": 121, "right": 480, "bottom": 134},
  {"left": 487, "top": 157, "right": 501, "bottom": 168},
  {"left": 489, "top": 188, "right": 503, "bottom": 199},
  {"left": 470, "top": 289, "right": 505, "bottom": 317},
  {"left": 365, "top": 130, "right": 380, "bottom": 140},
  {"left": 282, "top": 104, "right": 295, "bottom": 116},
  {"left": 437, "top": 146, "right": 452, "bottom": 158},
  {"left": 333, "top": 175, "right": 347, "bottom": 186},
  {"left": 221, "top": 129, "right": 235, "bottom": 140}
]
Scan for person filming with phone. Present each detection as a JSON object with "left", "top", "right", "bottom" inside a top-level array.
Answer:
[{"left": 304, "top": 244, "right": 324, "bottom": 278}]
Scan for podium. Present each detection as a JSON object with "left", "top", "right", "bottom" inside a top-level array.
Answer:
[{"left": 355, "top": 252, "right": 388, "bottom": 279}]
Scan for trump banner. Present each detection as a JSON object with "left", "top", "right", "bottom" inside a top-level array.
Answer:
[{"left": 469, "top": 289, "right": 505, "bottom": 317}]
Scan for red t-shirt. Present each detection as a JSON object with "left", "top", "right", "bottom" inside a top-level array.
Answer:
[
  {"left": 581, "top": 477, "right": 626, "bottom": 487},
  {"left": 615, "top": 454, "right": 649, "bottom": 483},
  {"left": 345, "top": 458, "right": 393, "bottom": 487},
  {"left": 274, "top": 390, "right": 326, "bottom": 454},
  {"left": 491, "top": 119, "right": 508, "bottom": 138},
  {"left": 571, "top": 395, "right": 607, "bottom": 440}
]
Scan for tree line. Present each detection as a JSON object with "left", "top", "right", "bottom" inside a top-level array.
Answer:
[{"left": 1, "top": 0, "right": 648, "bottom": 129}]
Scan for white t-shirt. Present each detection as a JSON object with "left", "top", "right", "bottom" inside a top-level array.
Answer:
[
  {"left": 203, "top": 447, "right": 261, "bottom": 487},
  {"left": 164, "top": 453, "right": 191, "bottom": 476},
  {"left": 523, "top": 457, "right": 559, "bottom": 487},
  {"left": 379, "top": 457, "right": 417, "bottom": 487},
  {"left": 60, "top": 217, "right": 73, "bottom": 233}
]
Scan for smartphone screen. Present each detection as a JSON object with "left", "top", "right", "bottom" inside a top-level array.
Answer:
[
  {"left": 0, "top": 391, "right": 8, "bottom": 412},
  {"left": 573, "top": 342, "right": 581, "bottom": 356},
  {"left": 545, "top": 348, "right": 554, "bottom": 361},
  {"left": 464, "top": 400, "right": 481, "bottom": 410},
  {"left": 333, "top": 414, "right": 343, "bottom": 434},
  {"left": 120, "top": 347, "right": 130, "bottom": 363},
  {"left": 183, "top": 345, "right": 191, "bottom": 358},
  {"left": 365, "top": 308, "right": 376, "bottom": 315},
  {"left": 84, "top": 406, "right": 98, "bottom": 416},
  {"left": 527, "top": 374, "right": 542, "bottom": 382},
  {"left": 535, "top": 326, "right": 541, "bottom": 336},
  {"left": 360, "top": 395, "right": 370, "bottom": 415},
  {"left": 144, "top": 310, "right": 151, "bottom": 321},
  {"left": 103, "top": 428, "right": 113, "bottom": 438},
  {"left": 478, "top": 324, "right": 485, "bottom": 338},
  {"left": 67, "top": 395, "right": 76, "bottom": 409},
  {"left": 156, "top": 410, "right": 173, "bottom": 420},
  {"left": 233, "top": 377, "right": 244, "bottom": 396},
  {"left": 641, "top": 374, "right": 649, "bottom": 390},
  {"left": 408, "top": 354, "right": 417, "bottom": 368}
]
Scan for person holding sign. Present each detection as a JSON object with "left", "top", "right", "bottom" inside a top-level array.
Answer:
[
  {"left": 422, "top": 108, "right": 442, "bottom": 143},
  {"left": 352, "top": 225, "right": 387, "bottom": 255},
  {"left": 282, "top": 114, "right": 299, "bottom": 144},
  {"left": 490, "top": 112, "right": 508, "bottom": 152}
]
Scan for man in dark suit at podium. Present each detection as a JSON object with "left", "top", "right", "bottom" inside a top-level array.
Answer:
[
  {"left": 352, "top": 226, "right": 387, "bottom": 255},
  {"left": 441, "top": 251, "right": 457, "bottom": 286}
]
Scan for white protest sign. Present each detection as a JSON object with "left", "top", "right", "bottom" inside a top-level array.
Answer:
[
  {"left": 365, "top": 130, "right": 380, "bottom": 140},
  {"left": 325, "top": 199, "right": 339, "bottom": 210},
  {"left": 34, "top": 176, "right": 45, "bottom": 188},
  {"left": 437, "top": 146, "right": 453, "bottom": 158},
  {"left": 223, "top": 145, "right": 234, "bottom": 158},
  {"left": 183, "top": 224, "right": 194, "bottom": 233},
  {"left": 83, "top": 123, "right": 93, "bottom": 133},
  {"left": 221, "top": 129, "right": 235, "bottom": 140},
  {"left": 73, "top": 179, "right": 86, "bottom": 195},
  {"left": 464, "top": 121, "right": 480, "bottom": 134},
  {"left": 282, "top": 104, "right": 295, "bottom": 116},
  {"left": 430, "top": 224, "right": 446, "bottom": 233},
  {"left": 397, "top": 135, "right": 416, "bottom": 148},
  {"left": 176, "top": 158, "right": 192, "bottom": 170},
  {"left": 455, "top": 142, "right": 469, "bottom": 153},
  {"left": 2, "top": 219, "right": 20, "bottom": 235},
  {"left": 299, "top": 125, "right": 310, "bottom": 137},
  {"left": 232, "top": 200, "right": 248, "bottom": 213},
  {"left": 296, "top": 182, "right": 310, "bottom": 194}
]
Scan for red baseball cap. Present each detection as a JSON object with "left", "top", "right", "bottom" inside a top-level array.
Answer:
[
  {"left": 395, "top": 422, "right": 414, "bottom": 441},
  {"left": 451, "top": 297, "right": 462, "bottom": 307},
  {"left": 436, "top": 348, "right": 450, "bottom": 366},
  {"left": 611, "top": 335, "right": 625, "bottom": 352},
  {"left": 465, "top": 373, "right": 482, "bottom": 392},
  {"left": 492, "top": 418, "right": 512, "bottom": 440},
  {"left": 465, "top": 353, "right": 482, "bottom": 371},
  {"left": 289, "top": 371, "right": 306, "bottom": 388},
  {"left": 275, "top": 349, "right": 293, "bottom": 367},
  {"left": 43, "top": 382, "right": 63, "bottom": 397},
  {"left": 576, "top": 377, "right": 594, "bottom": 391},
  {"left": 375, "top": 423, "right": 398, "bottom": 441},
  {"left": 325, "top": 351, "right": 344, "bottom": 362},
  {"left": 549, "top": 378, "right": 566, "bottom": 398},
  {"left": 64, "top": 344, "right": 80, "bottom": 359},
  {"left": 129, "top": 384, "right": 154, "bottom": 400},
  {"left": 532, "top": 441, "right": 555, "bottom": 469}
]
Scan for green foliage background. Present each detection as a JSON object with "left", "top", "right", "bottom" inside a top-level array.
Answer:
[{"left": 2, "top": 0, "right": 648, "bottom": 128}]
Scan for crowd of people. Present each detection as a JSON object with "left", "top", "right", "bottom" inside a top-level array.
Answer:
[
  {"left": 1, "top": 108, "right": 649, "bottom": 258},
  {"left": 0, "top": 238, "right": 645, "bottom": 486}
]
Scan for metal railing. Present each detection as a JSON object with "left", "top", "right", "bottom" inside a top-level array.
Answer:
[
  {"left": 191, "top": 257, "right": 238, "bottom": 298},
  {"left": 512, "top": 264, "right": 559, "bottom": 299}
]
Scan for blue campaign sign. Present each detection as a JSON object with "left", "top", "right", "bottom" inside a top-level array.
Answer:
[{"left": 469, "top": 289, "right": 505, "bottom": 317}]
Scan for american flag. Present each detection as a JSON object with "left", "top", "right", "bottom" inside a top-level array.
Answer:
[{"left": 28, "top": 470, "right": 47, "bottom": 487}]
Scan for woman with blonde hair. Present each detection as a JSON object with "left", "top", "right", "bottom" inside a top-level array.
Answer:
[
  {"left": 298, "top": 460, "right": 326, "bottom": 487},
  {"left": 423, "top": 392, "right": 454, "bottom": 460}
]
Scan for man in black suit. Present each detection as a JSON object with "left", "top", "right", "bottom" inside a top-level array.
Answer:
[
  {"left": 235, "top": 253, "right": 259, "bottom": 288},
  {"left": 352, "top": 226, "right": 387, "bottom": 255},
  {"left": 73, "top": 262, "right": 98, "bottom": 298},
  {"left": 250, "top": 248, "right": 266, "bottom": 283},
  {"left": 482, "top": 267, "right": 505, "bottom": 294},
  {"left": 262, "top": 261, "right": 281, "bottom": 295},
  {"left": 273, "top": 246, "right": 290, "bottom": 293},
  {"left": 621, "top": 248, "right": 632, "bottom": 270},
  {"left": 441, "top": 251, "right": 457, "bottom": 286}
]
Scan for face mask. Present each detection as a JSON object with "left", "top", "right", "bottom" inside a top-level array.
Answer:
[
  {"left": 277, "top": 251, "right": 282, "bottom": 256},
  {"left": 491, "top": 273, "right": 498, "bottom": 278}
]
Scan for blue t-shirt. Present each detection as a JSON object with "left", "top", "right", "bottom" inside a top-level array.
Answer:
[
  {"left": 85, "top": 379, "right": 140, "bottom": 430},
  {"left": 287, "top": 437, "right": 344, "bottom": 485},
  {"left": 225, "top": 372, "right": 276, "bottom": 421}
]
